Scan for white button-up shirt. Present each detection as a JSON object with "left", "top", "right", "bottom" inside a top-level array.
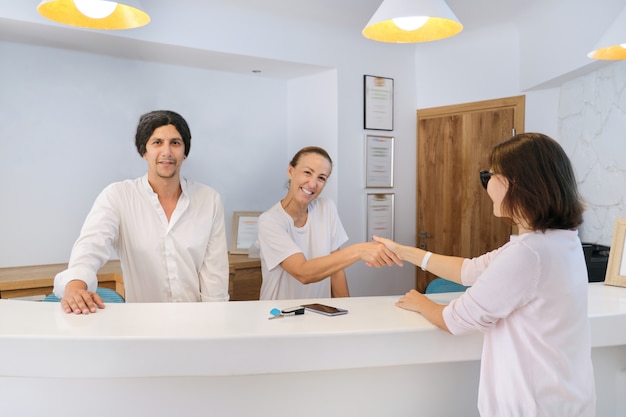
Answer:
[{"left": 54, "top": 175, "right": 229, "bottom": 302}]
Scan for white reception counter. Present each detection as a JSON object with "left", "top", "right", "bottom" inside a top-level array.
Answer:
[{"left": 1, "top": 283, "right": 625, "bottom": 417}]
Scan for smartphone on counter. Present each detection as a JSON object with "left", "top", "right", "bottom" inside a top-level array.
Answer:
[{"left": 301, "top": 303, "right": 348, "bottom": 316}]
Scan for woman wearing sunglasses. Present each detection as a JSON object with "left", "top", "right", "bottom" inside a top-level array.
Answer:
[{"left": 374, "top": 133, "right": 595, "bottom": 416}]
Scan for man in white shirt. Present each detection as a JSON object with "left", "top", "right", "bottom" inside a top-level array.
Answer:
[{"left": 54, "top": 110, "right": 229, "bottom": 314}]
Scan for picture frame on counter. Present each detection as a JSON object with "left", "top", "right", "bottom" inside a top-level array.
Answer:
[
  {"left": 230, "top": 211, "right": 262, "bottom": 255},
  {"left": 605, "top": 218, "right": 626, "bottom": 288},
  {"left": 365, "top": 134, "right": 394, "bottom": 188},
  {"left": 366, "top": 193, "right": 394, "bottom": 241},
  {"left": 364, "top": 75, "right": 394, "bottom": 131}
]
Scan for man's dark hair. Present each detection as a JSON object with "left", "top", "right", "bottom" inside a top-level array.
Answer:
[{"left": 135, "top": 110, "right": 191, "bottom": 157}]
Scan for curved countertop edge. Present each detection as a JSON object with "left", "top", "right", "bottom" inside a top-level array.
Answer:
[{"left": 1, "top": 283, "right": 624, "bottom": 379}]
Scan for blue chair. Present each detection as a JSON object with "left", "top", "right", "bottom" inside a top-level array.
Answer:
[
  {"left": 43, "top": 287, "right": 125, "bottom": 303},
  {"left": 425, "top": 278, "right": 470, "bottom": 294}
]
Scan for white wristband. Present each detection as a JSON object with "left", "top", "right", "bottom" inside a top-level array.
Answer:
[{"left": 421, "top": 251, "right": 432, "bottom": 271}]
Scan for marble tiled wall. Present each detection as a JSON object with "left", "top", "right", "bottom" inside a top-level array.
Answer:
[{"left": 559, "top": 60, "right": 626, "bottom": 246}]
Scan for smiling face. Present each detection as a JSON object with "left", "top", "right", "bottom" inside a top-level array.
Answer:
[
  {"left": 286, "top": 152, "right": 332, "bottom": 206},
  {"left": 143, "top": 124, "right": 186, "bottom": 182}
]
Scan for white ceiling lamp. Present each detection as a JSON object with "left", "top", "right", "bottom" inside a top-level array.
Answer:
[
  {"left": 587, "top": 6, "right": 626, "bottom": 60},
  {"left": 362, "top": 0, "right": 462, "bottom": 43},
  {"left": 37, "top": 0, "right": 150, "bottom": 30}
]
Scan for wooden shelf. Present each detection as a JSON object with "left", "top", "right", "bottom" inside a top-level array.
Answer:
[{"left": 0, "top": 255, "right": 261, "bottom": 301}]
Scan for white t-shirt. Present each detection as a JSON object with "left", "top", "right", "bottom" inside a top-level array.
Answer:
[
  {"left": 443, "top": 230, "right": 596, "bottom": 417},
  {"left": 54, "top": 175, "right": 229, "bottom": 303},
  {"left": 258, "top": 197, "right": 348, "bottom": 300}
]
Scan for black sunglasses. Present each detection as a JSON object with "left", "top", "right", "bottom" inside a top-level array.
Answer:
[{"left": 479, "top": 170, "right": 493, "bottom": 190}]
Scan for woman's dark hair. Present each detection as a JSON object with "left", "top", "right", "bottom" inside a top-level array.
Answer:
[
  {"left": 489, "top": 132, "right": 584, "bottom": 231},
  {"left": 135, "top": 110, "right": 191, "bottom": 157},
  {"left": 289, "top": 146, "right": 333, "bottom": 169}
]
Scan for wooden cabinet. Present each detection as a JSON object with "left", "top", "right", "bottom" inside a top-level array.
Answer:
[
  {"left": 0, "top": 255, "right": 262, "bottom": 301},
  {"left": 228, "top": 254, "right": 262, "bottom": 301}
]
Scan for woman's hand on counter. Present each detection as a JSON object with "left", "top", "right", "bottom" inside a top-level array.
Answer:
[{"left": 396, "top": 289, "right": 450, "bottom": 333}]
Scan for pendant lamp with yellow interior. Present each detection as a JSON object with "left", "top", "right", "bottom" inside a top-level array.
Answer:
[
  {"left": 363, "top": 0, "right": 462, "bottom": 43},
  {"left": 37, "top": 0, "right": 150, "bottom": 30},
  {"left": 587, "top": 6, "right": 626, "bottom": 60}
]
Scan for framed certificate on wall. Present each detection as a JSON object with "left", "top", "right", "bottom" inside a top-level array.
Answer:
[
  {"left": 364, "top": 75, "right": 394, "bottom": 131},
  {"left": 365, "top": 134, "right": 394, "bottom": 188},
  {"left": 366, "top": 193, "right": 394, "bottom": 241}
]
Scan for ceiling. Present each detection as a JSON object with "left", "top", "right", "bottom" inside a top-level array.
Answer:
[
  {"left": 211, "top": 0, "right": 540, "bottom": 32},
  {"left": 0, "top": 0, "right": 543, "bottom": 78}
]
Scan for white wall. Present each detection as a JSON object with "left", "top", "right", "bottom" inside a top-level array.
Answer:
[
  {"left": 414, "top": 23, "right": 521, "bottom": 109},
  {"left": 287, "top": 70, "right": 338, "bottom": 202},
  {"left": 413, "top": 22, "right": 560, "bottom": 137},
  {"left": 0, "top": 40, "right": 287, "bottom": 266},
  {"left": 333, "top": 44, "right": 418, "bottom": 297}
]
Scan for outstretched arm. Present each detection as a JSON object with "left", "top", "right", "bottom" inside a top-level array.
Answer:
[
  {"left": 280, "top": 242, "right": 402, "bottom": 285},
  {"left": 372, "top": 236, "right": 465, "bottom": 284}
]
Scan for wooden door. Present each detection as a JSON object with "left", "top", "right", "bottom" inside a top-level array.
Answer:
[{"left": 415, "top": 96, "right": 525, "bottom": 292}]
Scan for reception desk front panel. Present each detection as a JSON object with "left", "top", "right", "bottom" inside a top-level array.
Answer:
[{"left": 1, "top": 283, "right": 625, "bottom": 417}]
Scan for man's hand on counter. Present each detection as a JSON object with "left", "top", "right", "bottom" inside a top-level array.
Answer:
[{"left": 61, "top": 280, "right": 105, "bottom": 315}]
